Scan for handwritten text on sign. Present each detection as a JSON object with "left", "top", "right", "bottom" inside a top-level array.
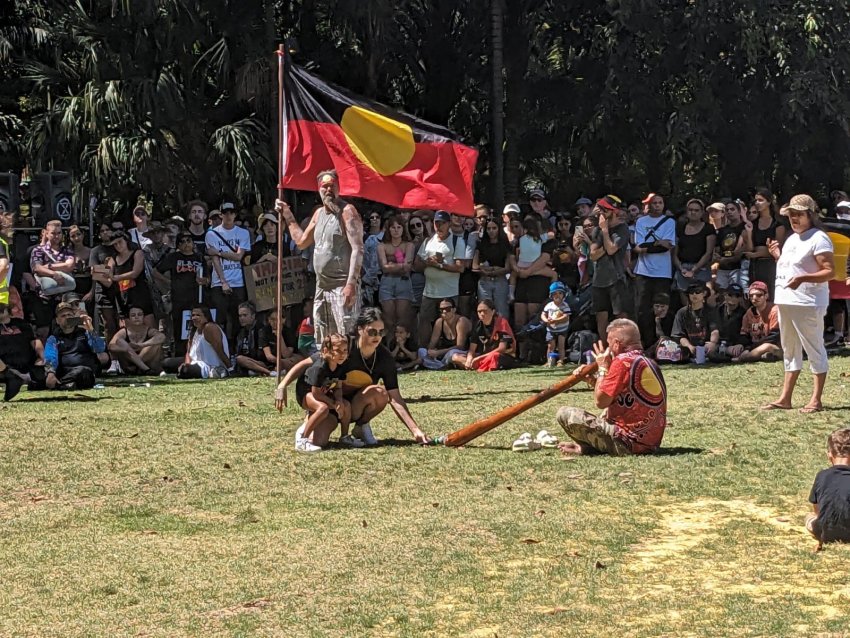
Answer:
[{"left": 243, "top": 256, "right": 307, "bottom": 312}]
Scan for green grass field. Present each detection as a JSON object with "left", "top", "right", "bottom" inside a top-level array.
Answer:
[{"left": 2, "top": 358, "right": 850, "bottom": 637}]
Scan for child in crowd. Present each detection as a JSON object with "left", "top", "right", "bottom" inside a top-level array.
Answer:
[
  {"left": 806, "top": 428, "right": 850, "bottom": 546},
  {"left": 540, "top": 282, "right": 571, "bottom": 366},
  {"left": 297, "top": 297, "right": 316, "bottom": 356},
  {"left": 388, "top": 324, "right": 420, "bottom": 371},
  {"left": 295, "top": 333, "right": 360, "bottom": 452}
]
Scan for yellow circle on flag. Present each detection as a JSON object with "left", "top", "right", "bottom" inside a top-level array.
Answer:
[{"left": 341, "top": 106, "right": 416, "bottom": 176}]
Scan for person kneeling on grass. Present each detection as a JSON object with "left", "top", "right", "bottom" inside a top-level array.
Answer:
[
  {"left": 556, "top": 318, "right": 667, "bottom": 456},
  {"left": 292, "top": 333, "right": 360, "bottom": 452},
  {"left": 275, "top": 307, "right": 431, "bottom": 447},
  {"left": 806, "top": 428, "right": 850, "bottom": 547},
  {"left": 108, "top": 305, "right": 166, "bottom": 374},
  {"left": 0, "top": 302, "right": 47, "bottom": 401}
]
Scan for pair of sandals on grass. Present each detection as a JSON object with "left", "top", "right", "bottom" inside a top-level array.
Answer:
[{"left": 512, "top": 430, "right": 559, "bottom": 452}]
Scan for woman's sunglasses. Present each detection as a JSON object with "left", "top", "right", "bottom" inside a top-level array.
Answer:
[{"left": 365, "top": 328, "right": 386, "bottom": 337}]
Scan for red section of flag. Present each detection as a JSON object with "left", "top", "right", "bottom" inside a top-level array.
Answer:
[{"left": 280, "top": 121, "right": 478, "bottom": 215}]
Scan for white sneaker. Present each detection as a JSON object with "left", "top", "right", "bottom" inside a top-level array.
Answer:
[
  {"left": 353, "top": 423, "right": 379, "bottom": 446},
  {"left": 339, "top": 434, "right": 366, "bottom": 448},
  {"left": 512, "top": 432, "right": 542, "bottom": 452},
  {"left": 295, "top": 438, "right": 322, "bottom": 453},
  {"left": 106, "top": 360, "right": 122, "bottom": 375},
  {"left": 535, "top": 429, "right": 559, "bottom": 448},
  {"left": 294, "top": 421, "right": 307, "bottom": 445}
]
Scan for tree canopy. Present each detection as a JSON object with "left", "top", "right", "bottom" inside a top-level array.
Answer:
[{"left": 3, "top": 0, "right": 850, "bottom": 214}]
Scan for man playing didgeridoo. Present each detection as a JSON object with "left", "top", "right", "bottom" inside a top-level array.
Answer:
[{"left": 556, "top": 318, "right": 667, "bottom": 456}]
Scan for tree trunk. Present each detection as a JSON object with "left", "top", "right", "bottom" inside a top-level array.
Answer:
[{"left": 490, "top": 0, "right": 505, "bottom": 211}]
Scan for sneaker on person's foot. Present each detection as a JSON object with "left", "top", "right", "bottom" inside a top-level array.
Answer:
[
  {"left": 294, "top": 421, "right": 307, "bottom": 445},
  {"left": 339, "top": 434, "right": 366, "bottom": 448},
  {"left": 106, "top": 360, "right": 122, "bottom": 375},
  {"left": 353, "top": 422, "right": 379, "bottom": 446},
  {"left": 295, "top": 438, "right": 322, "bottom": 453}
]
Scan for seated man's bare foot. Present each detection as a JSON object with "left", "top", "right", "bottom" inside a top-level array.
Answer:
[{"left": 558, "top": 441, "right": 586, "bottom": 456}]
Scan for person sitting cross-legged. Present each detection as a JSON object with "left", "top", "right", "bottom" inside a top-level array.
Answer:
[
  {"left": 108, "top": 305, "right": 166, "bottom": 374},
  {"left": 0, "top": 302, "right": 47, "bottom": 401},
  {"left": 44, "top": 302, "right": 108, "bottom": 391},
  {"left": 234, "top": 301, "right": 272, "bottom": 376},
  {"left": 728, "top": 280, "right": 782, "bottom": 363},
  {"left": 556, "top": 318, "right": 667, "bottom": 456}
]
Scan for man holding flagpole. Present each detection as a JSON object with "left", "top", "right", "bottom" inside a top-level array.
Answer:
[{"left": 276, "top": 170, "right": 364, "bottom": 342}]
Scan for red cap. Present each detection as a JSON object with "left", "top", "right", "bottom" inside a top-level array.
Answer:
[{"left": 642, "top": 192, "right": 658, "bottom": 205}]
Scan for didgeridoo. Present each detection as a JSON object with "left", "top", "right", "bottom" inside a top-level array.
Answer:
[{"left": 437, "top": 362, "right": 598, "bottom": 447}]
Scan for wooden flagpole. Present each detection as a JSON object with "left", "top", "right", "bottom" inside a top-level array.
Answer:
[{"left": 275, "top": 43, "right": 286, "bottom": 379}]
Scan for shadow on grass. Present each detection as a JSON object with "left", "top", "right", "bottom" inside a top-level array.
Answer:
[{"left": 18, "top": 394, "right": 115, "bottom": 403}]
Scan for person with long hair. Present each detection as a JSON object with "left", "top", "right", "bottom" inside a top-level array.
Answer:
[
  {"left": 274, "top": 307, "right": 431, "bottom": 446},
  {"left": 473, "top": 217, "right": 514, "bottom": 318},
  {"left": 763, "top": 195, "right": 834, "bottom": 413},
  {"left": 377, "top": 214, "right": 415, "bottom": 338},
  {"left": 745, "top": 187, "right": 786, "bottom": 298},
  {"left": 67, "top": 225, "right": 92, "bottom": 309},
  {"left": 166, "top": 304, "right": 230, "bottom": 379},
  {"left": 405, "top": 213, "right": 429, "bottom": 314},
  {"left": 464, "top": 299, "right": 521, "bottom": 371},
  {"left": 673, "top": 198, "right": 716, "bottom": 305},
  {"left": 107, "top": 231, "right": 155, "bottom": 328},
  {"left": 418, "top": 297, "right": 472, "bottom": 370},
  {"left": 511, "top": 215, "right": 554, "bottom": 360}
]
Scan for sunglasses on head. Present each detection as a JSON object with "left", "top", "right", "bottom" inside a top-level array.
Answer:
[{"left": 365, "top": 328, "right": 386, "bottom": 337}]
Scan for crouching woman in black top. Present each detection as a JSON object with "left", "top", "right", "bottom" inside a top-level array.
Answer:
[{"left": 276, "top": 307, "right": 431, "bottom": 446}]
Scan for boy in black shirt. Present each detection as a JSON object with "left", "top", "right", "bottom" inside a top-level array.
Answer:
[{"left": 807, "top": 428, "right": 850, "bottom": 546}]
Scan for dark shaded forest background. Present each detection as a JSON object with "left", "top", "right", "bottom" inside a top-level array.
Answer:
[{"left": 3, "top": 0, "right": 850, "bottom": 216}]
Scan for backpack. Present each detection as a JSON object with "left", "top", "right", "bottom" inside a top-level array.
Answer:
[{"left": 567, "top": 330, "right": 596, "bottom": 363}]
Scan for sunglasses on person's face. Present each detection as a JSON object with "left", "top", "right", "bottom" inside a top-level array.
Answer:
[
  {"left": 439, "top": 306, "right": 454, "bottom": 313},
  {"left": 530, "top": 197, "right": 544, "bottom": 202},
  {"left": 749, "top": 292, "right": 765, "bottom": 298},
  {"left": 365, "top": 328, "right": 386, "bottom": 337},
  {"left": 409, "top": 221, "right": 423, "bottom": 228}
]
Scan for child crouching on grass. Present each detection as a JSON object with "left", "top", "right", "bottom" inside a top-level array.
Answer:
[
  {"left": 806, "top": 428, "right": 850, "bottom": 546},
  {"left": 294, "top": 333, "right": 362, "bottom": 453},
  {"left": 540, "top": 281, "right": 571, "bottom": 367}
]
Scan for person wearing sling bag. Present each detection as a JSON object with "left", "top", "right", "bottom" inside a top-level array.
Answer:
[{"left": 633, "top": 194, "right": 677, "bottom": 348}]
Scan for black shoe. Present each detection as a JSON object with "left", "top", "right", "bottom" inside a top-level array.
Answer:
[{"left": 3, "top": 370, "right": 25, "bottom": 402}]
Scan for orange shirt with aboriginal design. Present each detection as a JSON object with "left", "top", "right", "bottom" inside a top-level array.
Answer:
[{"left": 597, "top": 350, "right": 667, "bottom": 454}]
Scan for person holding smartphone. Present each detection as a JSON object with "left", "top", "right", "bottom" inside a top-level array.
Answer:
[{"left": 44, "top": 302, "right": 108, "bottom": 391}]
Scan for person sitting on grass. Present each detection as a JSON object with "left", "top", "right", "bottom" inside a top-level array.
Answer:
[
  {"left": 556, "top": 318, "right": 667, "bottom": 456},
  {"left": 44, "top": 302, "right": 108, "bottom": 391},
  {"left": 464, "top": 299, "right": 521, "bottom": 371},
  {"left": 727, "top": 281, "right": 782, "bottom": 363},
  {"left": 107, "top": 305, "right": 166, "bottom": 374},
  {"left": 540, "top": 281, "right": 571, "bottom": 367},
  {"left": 388, "top": 324, "right": 420, "bottom": 371},
  {"left": 0, "top": 302, "right": 47, "bottom": 401},
  {"left": 806, "top": 428, "right": 850, "bottom": 547},
  {"left": 418, "top": 297, "right": 471, "bottom": 370},
  {"left": 164, "top": 305, "right": 230, "bottom": 379},
  {"left": 234, "top": 301, "right": 271, "bottom": 376},
  {"left": 671, "top": 282, "right": 720, "bottom": 362},
  {"left": 294, "top": 333, "right": 360, "bottom": 452},
  {"left": 259, "top": 308, "right": 304, "bottom": 374}
]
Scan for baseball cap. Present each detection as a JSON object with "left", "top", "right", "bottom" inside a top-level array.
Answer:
[
  {"left": 748, "top": 281, "right": 769, "bottom": 295},
  {"left": 259, "top": 212, "right": 278, "bottom": 225},
  {"left": 529, "top": 188, "right": 547, "bottom": 200},
  {"left": 549, "top": 281, "right": 567, "bottom": 297},
  {"left": 502, "top": 203, "right": 521, "bottom": 215},
  {"left": 220, "top": 202, "right": 236, "bottom": 213},
  {"left": 686, "top": 282, "right": 707, "bottom": 295},
  {"left": 652, "top": 292, "right": 670, "bottom": 306},
  {"left": 836, "top": 200, "right": 850, "bottom": 209},
  {"left": 55, "top": 302, "right": 77, "bottom": 316},
  {"left": 726, "top": 283, "right": 744, "bottom": 296},
  {"left": 574, "top": 197, "right": 593, "bottom": 207},
  {"left": 641, "top": 193, "right": 658, "bottom": 204},
  {"left": 433, "top": 211, "right": 451, "bottom": 223},
  {"left": 596, "top": 195, "right": 622, "bottom": 211}
]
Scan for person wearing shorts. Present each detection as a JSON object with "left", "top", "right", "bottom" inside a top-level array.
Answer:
[
  {"left": 589, "top": 197, "right": 632, "bottom": 342},
  {"left": 275, "top": 170, "right": 364, "bottom": 343}
]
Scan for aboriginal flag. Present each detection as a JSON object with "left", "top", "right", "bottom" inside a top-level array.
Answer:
[{"left": 280, "top": 57, "right": 478, "bottom": 215}]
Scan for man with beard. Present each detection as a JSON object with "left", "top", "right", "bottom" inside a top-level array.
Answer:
[
  {"left": 44, "top": 302, "right": 107, "bottom": 390},
  {"left": 276, "top": 170, "right": 364, "bottom": 342}
]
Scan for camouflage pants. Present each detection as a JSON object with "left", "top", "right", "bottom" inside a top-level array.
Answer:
[{"left": 555, "top": 406, "right": 632, "bottom": 456}]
